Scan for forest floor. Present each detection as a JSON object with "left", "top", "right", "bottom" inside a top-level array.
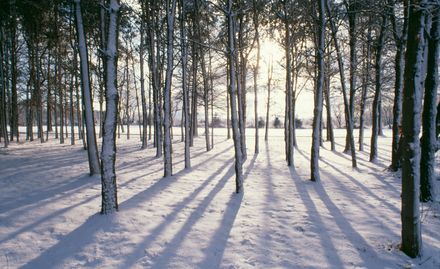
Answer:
[{"left": 0, "top": 128, "right": 439, "bottom": 269}]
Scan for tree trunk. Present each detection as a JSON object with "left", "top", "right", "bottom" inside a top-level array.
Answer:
[
  {"left": 389, "top": 0, "right": 407, "bottom": 169},
  {"left": 35, "top": 43, "right": 44, "bottom": 143},
  {"left": 74, "top": 0, "right": 100, "bottom": 175},
  {"left": 180, "top": 0, "right": 190, "bottom": 169},
  {"left": 311, "top": 0, "right": 325, "bottom": 182},
  {"left": 139, "top": 3, "right": 148, "bottom": 149},
  {"left": 100, "top": 0, "right": 120, "bottom": 215},
  {"left": 420, "top": 6, "right": 439, "bottom": 202},
  {"left": 200, "top": 53, "right": 211, "bottom": 151},
  {"left": 400, "top": 0, "right": 426, "bottom": 258},
  {"left": 370, "top": 15, "right": 387, "bottom": 162},
  {"left": 0, "top": 28, "right": 8, "bottom": 148},
  {"left": 265, "top": 60, "right": 272, "bottom": 141},
  {"left": 70, "top": 68, "right": 75, "bottom": 145},
  {"left": 345, "top": 0, "right": 357, "bottom": 153},
  {"left": 323, "top": 63, "right": 335, "bottom": 151},
  {"left": 359, "top": 21, "right": 372, "bottom": 152},
  {"left": 227, "top": 0, "right": 243, "bottom": 193},
  {"left": 163, "top": 0, "right": 177, "bottom": 177},
  {"left": 10, "top": 11, "right": 18, "bottom": 142},
  {"left": 46, "top": 53, "right": 52, "bottom": 141},
  {"left": 58, "top": 55, "right": 64, "bottom": 144},
  {"left": 125, "top": 52, "right": 130, "bottom": 140},
  {"left": 325, "top": 0, "right": 357, "bottom": 168},
  {"left": 284, "top": 17, "right": 294, "bottom": 166},
  {"left": 253, "top": 5, "right": 261, "bottom": 154},
  {"left": 227, "top": 71, "right": 231, "bottom": 140}
]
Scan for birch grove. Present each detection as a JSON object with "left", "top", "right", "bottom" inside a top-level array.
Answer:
[{"left": 0, "top": 0, "right": 438, "bottom": 260}]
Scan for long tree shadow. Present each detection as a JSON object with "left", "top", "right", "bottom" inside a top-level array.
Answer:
[
  {"left": 148, "top": 164, "right": 236, "bottom": 268},
  {"left": 288, "top": 167, "right": 346, "bottom": 268},
  {"left": 318, "top": 168, "right": 399, "bottom": 235},
  {"left": 195, "top": 154, "right": 255, "bottom": 268},
  {"left": 118, "top": 160, "right": 234, "bottom": 268},
  {"left": 311, "top": 180, "right": 395, "bottom": 267},
  {"left": 319, "top": 158, "right": 400, "bottom": 214},
  {"left": 18, "top": 213, "right": 112, "bottom": 269},
  {"left": 296, "top": 148, "right": 399, "bottom": 214},
  {"left": 0, "top": 174, "right": 97, "bottom": 220},
  {"left": 0, "top": 185, "right": 101, "bottom": 245},
  {"left": 0, "top": 151, "right": 95, "bottom": 215},
  {"left": 259, "top": 141, "right": 282, "bottom": 264},
  {"left": 196, "top": 192, "right": 243, "bottom": 268}
]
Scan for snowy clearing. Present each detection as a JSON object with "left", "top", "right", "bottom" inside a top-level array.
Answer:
[{"left": 0, "top": 128, "right": 439, "bottom": 269}]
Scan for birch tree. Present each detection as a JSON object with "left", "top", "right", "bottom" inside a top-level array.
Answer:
[
  {"left": 389, "top": 0, "right": 409, "bottom": 171},
  {"left": 227, "top": 0, "right": 243, "bottom": 193},
  {"left": 180, "top": 0, "right": 191, "bottom": 168},
  {"left": 325, "top": 0, "right": 357, "bottom": 168},
  {"left": 74, "top": 0, "right": 100, "bottom": 175},
  {"left": 420, "top": 4, "right": 439, "bottom": 202},
  {"left": 265, "top": 60, "right": 273, "bottom": 142},
  {"left": 370, "top": 14, "right": 387, "bottom": 162},
  {"left": 163, "top": 0, "right": 177, "bottom": 177},
  {"left": 311, "top": 0, "right": 326, "bottom": 182},
  {"left": 100, "top": 0, "right": 120, "bottom": 214},
  {"left": 400, "top": 0, "right": 428, "bottom": 258}
]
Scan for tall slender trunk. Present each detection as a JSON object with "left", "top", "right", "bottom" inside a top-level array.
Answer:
[
  {"left": 58, "top": 56, "right": 64, "bottom": 144},
  {"left": 311, "top": 0, "right": 326, "bottom": 182},
  {"left": 163, "top": 0, "right": 177, "bottom": 177},
  {"left": 180, "top": 0, "right": 190, "bottom": 168},
  {"left": 253, "top": 65, "right": 259, "bottom": 154},
  {"left": 10, "top": 10, "right": 18, "bottom": 142},
  {"left": 284, "top": 17, "right": 293, "bottom": 166},
  {"left": 420, "top": 6, "right": 439, "bottom": 202},
  {"left": 400, "top": 0, "right": 427, "bottom": 258},
  {"left": 28, "top": 47, "right": 35, "bottom": 142},
  {"left": 324, "top": 56, "right": 335, "bottom": 151},
  {"left": 227, "top": 0, "right": 243, "bottom": 193},
  {"left": 209, "top": 46, "right": 214, "bottom": 148},
  {"left": 325, "top": 0, "right": 357, "bottom": 168},
  {"left": 200, "top": 52, "right": 211, "bottom": 151},
  {"left": 253, "top": 4, "right": 261, "bottom": 154},
  {"left": 75, "top": 57, "right": 82, "bottom": 141},
  {"left": 100, "top": 0, "right": 120, "bottom": 215},
  {"left": 191, "top": 34, "right": 198, "bottom": 141},
  {"left": 125, "top": 52, "right": 130, "bottom": 140},
  {"left": 131, "top": 57, "right": 142, "bottom": 141},
  {"left": 139, "top": 4, "right": 148, "bottom": 148},
  {"left": 70, "top": 65, "right": 75, "bottom": 145},
  {"left": 46, "top": 53, "right": 52, "bottom": 141},
  {"left": 359, "top": 20, "right": 372, "bottom": 151},
  {"left": 237, "top": 17, "right": 247, "bottom": 162},
  {"left": 227, "top": 70, "right": 231, "bottom": 140},
  {"left": 35, "top": 42, "right": 44, "bottom": 143},
  {"left": 389, "top": 0, "right": 409, "bottom": 170},
  {"left": 74, "top": 0, "right": 100, "bottom": 174},
  {"left": 265, "top": 60, "right": 272, "bottom": 141},
  {"left": 370, "top": 15, "right": 387, "bottom": 162},
  {"left": 345, "top": 0, "right": 357, "bottom": 152},
  {"left": 0, "top": 28, "right": 8, "bottom": 147}
]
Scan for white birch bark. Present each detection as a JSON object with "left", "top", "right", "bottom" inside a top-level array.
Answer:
[
  {"left": 325, "top": 0, "right": 357, "bottom": 168},
  {"left": 163, "top": 0, "right": 177, "bottom": 177},
  {"left": 100, "top": 0, "right": 120, "bottom": 214},
  {"left": 74, "top": 0, "right": 100, "bottom": 175},
  {"left": 227, "top": 0, "right": 243, "bottom": 193},
  {"left": 401, "top": 0, "right": 427, "bottom": 258},
  {"left": 180, "top": 0, "right": 190, "bottom": 168},
  {"left": 311, "top": 0, "right": 326, "bottom": 182}
]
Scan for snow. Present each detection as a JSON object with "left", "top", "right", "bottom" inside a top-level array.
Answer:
[{"left": 0, "top": 128, "right": 439, "bottom": 269}]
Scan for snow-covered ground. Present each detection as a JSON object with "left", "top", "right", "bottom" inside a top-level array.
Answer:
[{"left": 0, "top": 128, "right": 439, "bottom": 269}]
